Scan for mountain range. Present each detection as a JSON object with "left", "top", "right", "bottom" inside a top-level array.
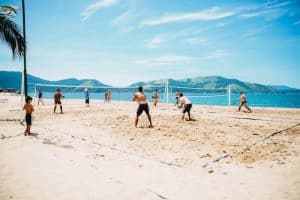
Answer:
[
  {"left": 0, "top": 71, "right": 108, "bottom": 92},
  {"left": 0, "top": 71, "right": 299, "bottom": 93}
]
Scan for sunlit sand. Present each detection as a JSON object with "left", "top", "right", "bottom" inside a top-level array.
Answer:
[{"left": 1, "top": 95, "right": 300, "bottom": 199}]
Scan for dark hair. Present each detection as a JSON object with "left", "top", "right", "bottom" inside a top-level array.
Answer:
[
  {"left": 25, "top": 96, "right": 33, "bottom": 103},
  {"left": 179, "top": 93, "right": 183, "bottom": 97},
  {"left": 240, "top": 91, "right": 243, "bottom": 94},
  {"left": 138, "top": 86, "right": 143, "bottom": 92}
]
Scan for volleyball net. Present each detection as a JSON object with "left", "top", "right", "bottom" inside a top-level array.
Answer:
[
  {"left": 33, "top": 83, "right": 167, "bottom": 103},
  {"left": 169, "top": 85, "right": 231, "bottom": 106},
  {"left": 33, "top": 83, "right": 232, "bottom": 106}
]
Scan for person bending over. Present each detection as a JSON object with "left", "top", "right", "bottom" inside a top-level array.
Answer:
[
  {"left": 178, "top": 93, "right": 193, "bottom": 121},
  {"left": 237, "top": 92, "right": 252, "bottom": 112}
]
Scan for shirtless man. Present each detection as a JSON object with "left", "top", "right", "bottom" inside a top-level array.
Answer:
[
  {"left": 152, "top": 89, "right": 159, "bottom": 107},
  {"left": 178, "top": 93, "right": 193, "bottom": 121},
  {"left": 37, "top": 89, "right": 44, "bottom": 106},
  {"left": 132, "top": 86, "right": 153, "bottom": 128},
  {"left": 84, "top": 88, "right": 89, "bottom": 107},
  {"left": 237, "top": 92, "right": 252, "bottom": 112},
  {"left": 104, "top": 91, "right": 108, "bottom": 103},
  {"left": 54, "top": 89, "right": 63, "bottom": 114},
  {"left": 23, "top": 96, "right": 34, "bottom": 135}
]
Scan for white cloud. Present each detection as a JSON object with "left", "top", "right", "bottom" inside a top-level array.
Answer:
[
  {"left": 200, "top": 49, "right": 229, "bottom": 60},
  {"left": 140, "top": 7, "right": 235, "bottom": 26},
  {"left": 266, "top": 1, "right": 290, "bottom": 9},
  {"left": 240, "top": 8, "right": 286, "bottom": 20},
  {"left": 135, "top": 55, "right": 193, "bottom": 66},
  {"left": 154, "top": 56, "right": 192, "bottom": 63},
  {"left": 184, "top": 38, "right": 209, "bottom": 45},
  {"left": 239, "top": 1, "right": 291, "bottom": 21},
  {"left": 81, "top": 0, "right": 119, "bottom": 21},
  {"left": 110, "top": 11, "right": 136, "bottom": 33},
  {"left": 110, "top": 10, "right": 131, "bottom": 26},
  {"left": 145, "top": 28, "right": 204, "bottom": 48},
  {"left": 120, "top": 26, "right": 135, "bottom": 33},
  {"left": 145, "top": 35, "right": 169, "bottom": 48}
]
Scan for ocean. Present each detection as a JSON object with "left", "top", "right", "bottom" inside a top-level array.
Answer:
[{"left": 30, "top": 92, "right": 300, "bottom": 108}]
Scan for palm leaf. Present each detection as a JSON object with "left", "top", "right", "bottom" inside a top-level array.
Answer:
[
  {"left": 0, "top": 5, "right": 17, "bottom": 16},
  {"left": 0, "top": 15, "right": 25, "bottom": 58}
]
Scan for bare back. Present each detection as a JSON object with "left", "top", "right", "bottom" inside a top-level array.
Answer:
[{"left": 133, "top": 92, "right": 147, "bottom": 104}]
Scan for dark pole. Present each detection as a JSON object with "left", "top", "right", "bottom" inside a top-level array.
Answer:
[{"left": 22, "top": 0, "right": 28, "bottom": 97}]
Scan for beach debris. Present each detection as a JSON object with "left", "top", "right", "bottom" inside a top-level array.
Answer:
[
  {"left": 160, "top": 161, "right": 182, "bottom": 168},
  {"left": 208, "top": 169, "right": 214, "bottom": 173},
  {"left": 146, "top": 189, "right": 168, "bottom": 199}
]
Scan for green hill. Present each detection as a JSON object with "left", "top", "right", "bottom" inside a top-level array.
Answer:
[
  {"left": 131, "top": 76, "right": 280, "bottom": 93},
  {"left": 0, "top": 71, "right": 109, "bottom": 92},
  {"left": 1, "top": 71, "right": 295, "bottom": 93}
]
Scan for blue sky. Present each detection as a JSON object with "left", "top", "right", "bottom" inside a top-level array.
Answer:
[{"left": 0, "top": 0, "right": 300, "bottom": 87}]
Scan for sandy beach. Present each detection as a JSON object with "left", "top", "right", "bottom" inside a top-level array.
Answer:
[{"left": 0, "top": 95, "right": 300, "bottom": 200}]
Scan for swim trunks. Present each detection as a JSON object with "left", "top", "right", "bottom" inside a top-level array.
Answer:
[
  {"left": 137, "top": 103, "right": 149, "bottom": 116},
  {"left": 182, "top": 104, "right": 192, "bottom": 113},
  {"left": 25, "top": 113, "right": 32, "bottom": 125}
]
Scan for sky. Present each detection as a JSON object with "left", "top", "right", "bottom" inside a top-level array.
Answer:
[{"left": 0, "top": 0, "right": 300, "bottom": 87}]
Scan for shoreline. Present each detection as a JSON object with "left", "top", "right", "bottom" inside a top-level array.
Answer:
[{"left": 2, "top": 92, "right": 300, "bottom": 109}]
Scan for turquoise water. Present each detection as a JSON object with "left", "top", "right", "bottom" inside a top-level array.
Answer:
[{"left": 29, "top": 92, "right": 300, "bottom": 108}]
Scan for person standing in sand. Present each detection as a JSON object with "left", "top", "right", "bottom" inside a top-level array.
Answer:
[
  {"left": 23, "top": 96, "right": 34, "bottom": 136},
  {"left": 178, "top": 93, "right": 193, "bottom": 121},
  {"left": 152, "top": 89, "right": 159, "bottom": 107},
  {"left": 84, "top": 88, "right": 89, "bottom": 107},
  {"left": 54, "top": 89, "right": 63, "bottom": 114},
  {"left": 104, "top": 91, "right": 108, "bottom": 103},
  {"left": 175, "top": 90, "right": 180, "bottom": 106},
  {"left": 236, "top": 92, "right": 252, "bottom": 112},
  {"left": 132, "top": 86, "right": 153, "bottom": 128},
  {"left": 107, "top": 90, "right": 112, "bottom": 103},
  {"left": 37, "top": 89, "right": 44, "bottom": 106}
]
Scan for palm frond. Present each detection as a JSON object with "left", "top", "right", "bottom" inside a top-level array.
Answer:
[
  {"left": 0, "top": 5, "right": 17, "bottom": 16},
  {"left": 0, "top": 15, "right": 25, "bottom": 59}
]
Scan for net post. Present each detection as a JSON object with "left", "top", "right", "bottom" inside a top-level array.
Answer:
[
  {"left": 34, "top": 84, "right": 37, "bottom": 100},
  {"left": 166, "top": 79, "right": 169, "bottom": 104},
  {"left": 21, "top": 70, "right": 24, "bottom": 109},
  {"left": 228, "top": 84, "right": 231, "bottom": 107}
]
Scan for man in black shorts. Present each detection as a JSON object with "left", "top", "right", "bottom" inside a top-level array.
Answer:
[
  {"left": 178, "top": 93, "right": 193, "bottom": 121},
  {"left": 132, "top": 86, "right": 153, "bottom": 128},
  {"left": 237, "top": 92, "right": 252, "bottom": 112},
  {"left": 54, "top": 89, "right": 63, "bottom": 114}
]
